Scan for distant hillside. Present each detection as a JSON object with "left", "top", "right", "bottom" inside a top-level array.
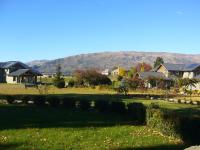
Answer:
[{"left": 27, "top": 51, "right": 200, "bottom": 74}]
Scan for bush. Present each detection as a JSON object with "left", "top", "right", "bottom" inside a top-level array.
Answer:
[
  {"left": 46, "top": 96, "right": 60, "bottom": 107},
  {"left": 5, "top": 95, "right": 16, "bottom": 104},
  {"left": 79, "top": 100, "right": 92, "bottom": 110},
  {"left": 62, "top": 97, "right": 76, "bottom": 109},
  {"left": 146, "top": 107, "right": 200, "bottom": 144},
  {"left": 110, "top": 101, "right": 126, "bottom": 113},
  {"left": 148, "top": 102, "right": 160, "bottom": 109},
  {"left": 95, "top": 100, "right": 110, "bottom": 112},
  {"left": 19, "top": 95, "right": 31, "bottom": 104},
  {"left": 54, "top": 78, "right": 65, "bottom": 88},
  {"left": 32, "top": 95, "right": 46, "bottom": 106},
  {"left": 127, "top": 103, "right": 146, "bottom": 124},
  {"left": 68, "top": 79, "right": 75, "bottom": 87}
]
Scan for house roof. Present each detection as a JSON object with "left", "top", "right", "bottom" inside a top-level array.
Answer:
[
  {"left": 138, "top": 71, "right": 166, "bottom": 79},
  {"left": 195, "top": 74, "right": 200, "bottom": 79},
  {"left": 158, "top": 63, "right": 200, "bottom": 72},
  {"left": 0, "top": 61, "right": 29, "bottom": 69},
  {"left": 9, "top": 69, "right": 42, "bottom": 76}
]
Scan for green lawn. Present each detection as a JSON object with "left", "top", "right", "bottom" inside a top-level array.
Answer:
[{"left": 0, "top": 105, "right": 185, "bottom": 150}]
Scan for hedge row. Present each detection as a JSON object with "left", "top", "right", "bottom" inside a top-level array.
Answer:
[
  {"left": 146, "top": 103, "right": 200, "bottom": 145},
  {"left": 0, "top": 95, "right": 144, "bottom": 115}
]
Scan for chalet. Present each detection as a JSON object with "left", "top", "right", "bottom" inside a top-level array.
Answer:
[
  {"left": 0, "top": 61, "right": 42, "bottom": 84},
  {"left": 155, "top": 63, "right": 200, "bottom": 79},
  {"left": 137, "top": 63, "right": 200, "bottom": 90}
]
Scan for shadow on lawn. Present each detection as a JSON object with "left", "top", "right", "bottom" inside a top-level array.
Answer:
[
  {"left": 0, "top": 105, "right": 133, "bottom": 130},
  {"left": 112, "top": 144, "right": 187, "bottom": 150},
  {"left": 0, "top": 143, "right": 23, "bottom": 150}
]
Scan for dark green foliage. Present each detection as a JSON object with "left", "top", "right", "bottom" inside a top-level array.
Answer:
[
  {"left": 110, "top": 101, "right": 126, "bottom": 113},
  {"left": 154, "top": 57, "right": 164, "bottom": 68},
  {"left": 19, "top": 95, "right": 31, "bottom": 104},
  {"left": 74, "top": 69, "right": 112, "bottom": 86},
  {"left": 53, "top": 78, "right": 65, "bottom": 88},
  {"left": 68, "top": 79, "right": 75, "bottom": 87},
  {"left": 53, "top": 64, "right": 65, "bottom": 88},
  {"left": 146, "top": 107, "right": 200, "bottom": 144},
  {"left": 5, "top": 95, "right": 15, "bottom": 104},
  {"left": 79, "top": 100, "right": 92, "bottom": 110},
  {"left": 32, "top": 95, "right": 46, "bottom": 106},
  {"left": 148, "top": 102, "right": 160, "bottom": 109},
  {"left": 62, "top": 97, "right": 76, "bottom": 109},
  {"left": 95, "top": 100, "right": 110, "bottom": 112},
  {"left": 46, "top": 96, "right": 60, "bottom": 107},
  {"left": 127, "top": 103, "right": 146, "bottom": 124}
]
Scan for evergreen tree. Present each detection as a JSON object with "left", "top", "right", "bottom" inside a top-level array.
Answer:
[
  {"left": 53, "top": 64, "right": 65, "bottom": 88},
  {"left": 154, "top": 57, "right": 164, "bottom": 68}
]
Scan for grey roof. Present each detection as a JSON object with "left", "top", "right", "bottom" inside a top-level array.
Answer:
[
  {"left": 9, "top": 69, "right": 42, "bottom": 76},
  {"left": 0, "top": 61, "right": 29, "bottom": 69},
  {"left": 195, "top": 74, "right": 200, "bottom": 79},
  {"left": 160, "top": 63, "right": 200, "bottom": 72},
  {"left": 138, "top": 71, "right": 166, "bottom": 79}
]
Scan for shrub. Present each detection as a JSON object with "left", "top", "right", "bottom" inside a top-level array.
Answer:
[
  {"left": 68, "top": 79, "right": 75, "bottom": 87},
  {"left": 146, "top": 108, "right": 180, "bottom": 138},
  {"left": 32, "top": 95, "right": 46, "bottom": 106},
  {"left": 110, "top": 101, "right": 126, "bottom": 113},
  {"left": 127, "top": 103, "right": 146, "bottom": 124},
  {"left": 62, "top": 97, "right": 76, "bottom": 109},
  {"left": 95, "top": 100, "right": 110, "bottom": 112},
  {"left": 79, "top": 100, "right": 92, "bottom": 111},
  {"left": 19, "top": 95, "right": 31, "bottom": 104},
  {"left": 46, "top": 96, "right": 60, "bottom": 107},
  {"left": 5, "top": 95, "right": 16, "bottom": 104},
  {"left": 54, "top": 78, "right": 65, "bottom": 88},
  {"left": 148, "top": 102, "right": 160, "bottom": 109}
]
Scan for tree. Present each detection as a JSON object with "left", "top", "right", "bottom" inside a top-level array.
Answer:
[
  {"left": 154, "top": 57, "right": 164, "bottom": 68},
  {"left": 73, "top": 69, "right": 112, "bottom": 86},
  {"left": 135, "top": 63, "right": 152, "bottom": 72},
  {"left": 53, "top": 64, "right": 65, "bottom": 88},
  {"left": 119, "top": 67, "right": 126, "bottom": 77}
]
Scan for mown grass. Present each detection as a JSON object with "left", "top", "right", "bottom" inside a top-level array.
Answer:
[{"left": 0, "top": 105, "right": 185, "bottom": 150}]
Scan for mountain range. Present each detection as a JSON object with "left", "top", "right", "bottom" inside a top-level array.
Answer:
[{"left": 27, "top": 51, "right": 200, "bottom": 74}]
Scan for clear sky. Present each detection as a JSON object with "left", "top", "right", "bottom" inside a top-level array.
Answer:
[{"left": 0, "top": 0, "right": 200, "bottom": 62}]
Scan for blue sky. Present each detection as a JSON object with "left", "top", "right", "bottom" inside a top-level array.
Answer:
[{"left": 0, "top": 0, "right": 200, "bottom": 62}]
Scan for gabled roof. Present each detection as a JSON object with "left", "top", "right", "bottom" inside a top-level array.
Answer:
[
  {"left": 9, "top": 69, "right": 42, "bottom": 76},
  {"left": 157, "top": 63, "right": 200, "bottom": 72},
  {"left": 137, "top": 71, "right": 166, "bottom": 79},
  {"left": 0, "top": 61, "right": 29, "bottom": 69}
]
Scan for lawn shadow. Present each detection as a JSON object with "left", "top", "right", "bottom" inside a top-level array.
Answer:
[
  {"left": 0, "top": 142, "right": 23, "bottom": 150},
  {"left": 112, "top": 144, "right": 187, "bottom": 150},
  {"left": 0, "top": 104, "right": 134, "bottom": 130}
]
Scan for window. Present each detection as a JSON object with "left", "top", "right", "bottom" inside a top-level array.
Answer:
[{"left": 13, "top": 77, "right": 16, "bottom": 81}]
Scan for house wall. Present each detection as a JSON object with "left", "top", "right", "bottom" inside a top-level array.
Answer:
[
  {"left": 183, "top": 72, "right": 194, "bottom": 79},
  {"left": 157, "top": 65, "right": 169, "bottom": 77},
  {"left": 6, "top": 76, "right": 17, "bottom": 84}
]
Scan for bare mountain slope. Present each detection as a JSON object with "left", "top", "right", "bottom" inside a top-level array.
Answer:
[{"left": 27, "top": 51, "right": 200, "bottom": 74}]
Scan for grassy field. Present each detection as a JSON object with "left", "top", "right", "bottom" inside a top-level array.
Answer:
[
  {"left": 0, "top": 105, "right": 185, "bottom": 150},
  {"left": 0, "top": 84, "right": 199, "bottom": 149}
]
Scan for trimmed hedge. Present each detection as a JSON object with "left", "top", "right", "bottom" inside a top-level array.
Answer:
[
  {"left": 95, "top": 100, "right": 110, "bottom": 112},
  {"left": 46, "top": 96, "right": 60, "bottom": 107},
  {"left": 127, "top": 103, "right": 146, "bottom": 124},
  {"left": 5, "top": 95, "right": 15, "bottom": 104},
  {"left": 79, "top": 100, "right": 92, "bottom": 110},
  {"left": 61, "top": 97, "right": 76, "bottom": 109},
  {"left": 31, "top": 95, "right": 46, "bottom": 106},
  {"left": 146, "top": 106, "right": 200, "bottom": 144},
  {"left": 110, "top": 101, "right": 126, "bottom": 113}
]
